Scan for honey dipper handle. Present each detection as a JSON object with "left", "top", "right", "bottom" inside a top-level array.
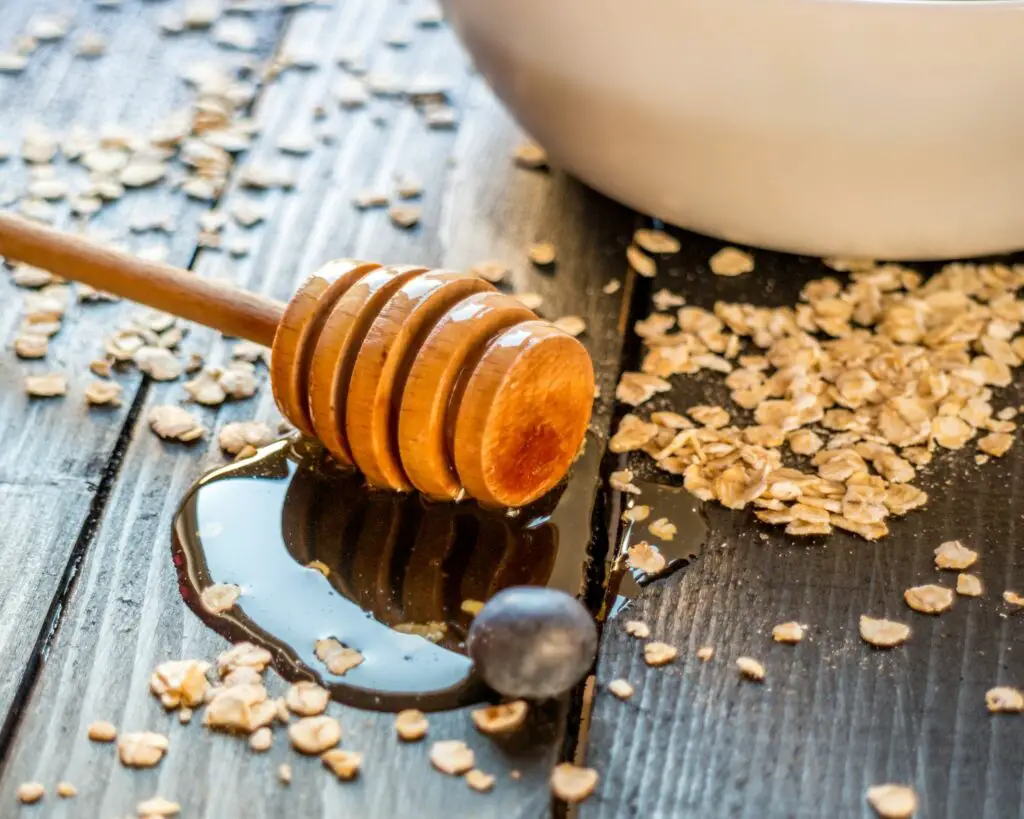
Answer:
[{"left": 0, "top": 213, "right": 286, "bottom": 346}]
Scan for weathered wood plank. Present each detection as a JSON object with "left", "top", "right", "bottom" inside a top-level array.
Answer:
[
  {"left": 0, "top": 2, "right": 636, "bottom": 815},
  {"left": 582, "top": 235, "right": 1024, "bottom": 818},
  {"left": 0, "top": 0, "right": 285, "bottom": 728}
]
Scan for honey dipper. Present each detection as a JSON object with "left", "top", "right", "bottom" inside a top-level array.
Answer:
[{"left": 0, "top": 213, "right": 595, "bottom": 507}]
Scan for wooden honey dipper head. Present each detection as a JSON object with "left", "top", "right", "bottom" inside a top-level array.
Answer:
[
  {"left": 270, "top": 260, "right": 594, "bottom": 507},
  {"left": 0, "top": 214, "right": 594, "bottom": 507}
]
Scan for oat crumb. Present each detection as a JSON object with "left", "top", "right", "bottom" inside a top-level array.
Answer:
[
  {"left": 17, "top": 783, "right": 44, "bottom": 804},
  {"left": 550, "top": 763, "right": 598, "bottom": 803},
  {"left": 322, "top": 749, "right": 362, "bottom": 780},
  {"left": 528, "top": 242, "right": 556, "bottom": 266},
  {"left": 956, "top": 573, "right": 983, "bottom": 597},
  {"left": 934, "top": 540, "right": 977, "bottom": 571},
  {"left": 395, "top": 709, "right": 429, "bottom": 741},
  {"left": 771, "top": 622, "right": 806, "bottom": 644},
  {"left": 709, "top": 247, "right": 754, "bottom": 277},
  {"left": 986, "top": 686, "right": 1024, "bottom": 713},
  {"left": 643, "top": 642, "right": 677, "bottom": 667},
  {"left": 56, "top": 781, "right": 76, "bottom": 798},
  {"left": 471, "top": 701, "right": 528, "bottom": 735},
  {"left": 1004, "top": 590, "right": 1024, "bottom": 608},
  {"left": 866, "top": 784, "right": 918, "bottom": 818},
  {"left": 430, "top": 740, "right": 474, "bottom": 775},
  {"left": 696, "top": 646, "right": 714, "bottom": 662},
  {"left": 137, "top": 795, "right": 181, "bottom": 816},
  {"left": 904, "top": 585, "right": 954, "bottom": 615},
  {"left": 624, "top": 620, "right": 650, "bottom": 639},
  {"left": 859, "top": 616, "right": 911, "bottom": 648},
  {"left": 608, "top": 679, "right": 634, "bottom": 700},
  {"left": 288, "top": 716, "right": 341, "bottom": 755},
  {"left": 736, "top": 656, "right": 765, "bottom": 681},
  {"left": 88, "top": 720, "right": 117, "bottom": 742},
  {"left": 277, "top": 763, "right": 292, "bottom": 785},
  {"left": 466, "top": 769, "right": 495, "bottom": 792}
]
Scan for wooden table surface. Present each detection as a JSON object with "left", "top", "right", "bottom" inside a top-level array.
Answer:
[{"left": 0, "top": 2, "right": 1020, "bottom": 818}]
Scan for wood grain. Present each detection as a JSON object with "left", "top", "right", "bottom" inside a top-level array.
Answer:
[
  {"left": 0, "top": 2, "right": 636, "bottom": 816},
  {"left": 0, "top": 0, "right": 283, "bottom": 734},
  {"left": 582, "top": 232, "right": 1024, "bottom": 819}
]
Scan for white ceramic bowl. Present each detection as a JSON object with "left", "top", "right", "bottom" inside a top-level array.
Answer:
[{"left": 443, "top": 0, "right": 1024, "bottom": 260}]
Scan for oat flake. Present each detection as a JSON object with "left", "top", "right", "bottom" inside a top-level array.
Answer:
[
  {"left": 859, "top": 616, "right": 910, "bottom": 648},
  {"left": 904, "top": 584, "right": 954, "bottom": 615},
  {"left": 866, "top": 784, "right": 918, "bottom": 819},
  {"left": 550, "top": 763, "right": 598, "bottom": 803}
]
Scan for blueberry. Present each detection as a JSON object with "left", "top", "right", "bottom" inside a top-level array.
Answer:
[{"left": 467, "top": 587, "right": 597, "bottom": 699}]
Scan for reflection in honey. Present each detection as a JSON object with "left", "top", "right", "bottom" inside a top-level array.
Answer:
[{"left": 172, "top": 437, "right": 590, "bottom": 711}]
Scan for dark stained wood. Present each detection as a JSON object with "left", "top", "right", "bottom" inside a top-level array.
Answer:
[
  {"left": 0, "top": 0, "right": 283, "bottom": 729},
  {"left": 0, "top": 2, "right": 635, "bottom": 816},
  {"left": 582, "top": 233, "right": 1024, "bottom": 818}
]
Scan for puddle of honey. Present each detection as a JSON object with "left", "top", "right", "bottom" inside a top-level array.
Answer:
[
  {"left": 604, "top": 479, "right": 709, "bottom": 618},
  {"left": 172, "top": 435, "right": 610, "bottom": 712}
]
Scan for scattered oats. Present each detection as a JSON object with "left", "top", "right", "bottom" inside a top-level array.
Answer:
[
  {"left": 1004, "top": 590, "right": 1024, "bottom": 608},
  {"left": 424, "top": 103, "right": 458, "bottom": 129},
  {"left": 956, "top": 573, "right": 983, "bottom": 597},
  {"left": 866, "top": 784, "right": 918, "bottom": 819},
  {"left": 616, "top": 371, "right": 671, "bottom": 406},
  {"left": 14, "top": 333, "right": 48, "bottom": 359},
  {"left": 183, "top": 0, "right": 221, "bottom": 28},
  {"left": 633, "top": 229, "right": 680, "bottom": 255},
  {"left": 772, "top": 622, "right": 806, "bottom": 644},
  {"left": 11, "top": 262, "right": 55, "bottom": 288},
  {"left": 150, "top": 659, "right": 210, "bottom": 709},
  {"left": 389, "top": 204, "right": 421, "bottom": 228},
  {"left": 859, "top": 616, "right": 910, "bottom": 648},
  {"left": 932, "top": 415, "right": 973, "bottom": 450},
  {"left": 232, "top": 341, "right": 265, "bottom": 362},
  {"left": 626, "top": 245, "right": 655, "bottom": 278},
  {"left": 609, "top": 414, "right": 659, "bottom": 453},
  {"left": 134, "top": 346, "right": 182, "bottom": 381},
  {"left": 85, "top": 380, "right": 123, "bottom": 407},
  {"left": 736, "top": 656, "right": 765, "bottom": 681},
  {"left": 249, "top": 726, "right": 272, "bottom": 752},
  {"left": 651, "top": 288, "right": 685, "bottom": 311},
  {"left": 550, "top": 763, "right": 598, "bottom": 803},
  {"left": 624, "top": 620, "right": 649, "bottom": 639},
  {"left": 76, "top": 31, "right": 107, "bottom": 57},
  {"left": 353, "top": 189, "right": 388, "bottom": 209},
  {"left": 288, "top": 715, "right": 341, "bottom": 754},
  {"left": 609, "top": 469, "right": 641, "bottom": 494},
  {"left": 696, "top": 646, "right": 714, "bottom": 661},
  {"left": 603, "top": 279, "right": 622, "bottom": 295},
  {"left": 471, "top": 701, "right": 528, "bottom": 735},
  {"left": 553, "top": 315, "right": 586, "bottom": 337},
  {"left": 986, "top": 686, "right": 1024, "bottom": 713},
  {"left": 392, "top": 171, "right": 423, "bottom": 199},
  {"left": 277, "top": 763, "right": 292, "bottom": 785},
  {"left": 120, "top": 161, "right": 167, "bottom": 188},
  {"left": 21, "top": 125, "right": 57, "bottom": 163},
  {"left": 528, "top": 242, "right": 556, "bottom": 266},
  {"left": 469, "top": 260, "right": 507, "bottom": 284},
  {"left": 27, "top": 177, "right": 68, "bottom": 201},
  {"left": 904, "top": 584, "right": 954, "bottom": 615},
  {"left": 466, "top": 769, "right": 495, "bottom": 793},
  {"left": 394, "top": 621, "right": 447, "bottom": 642},
  {"left": 214, "top": 17, "right": 258, "bottom": 49},
  {"left": 431, "top": 740, "right": 475, "bottom": 775},
  {"left": 0, "top": 53, "right": 28, "bottom": 74},
  {"left": 203, "top": 684, "right": 276, "bottom": 734},
  {"left": 626, "top": 541, "right": 665, "bottom": 574},
  {"left": 322, "top": 749, "right": 362, "bottom": 781},
  {"left": 460, "top": 599, "right": 484, "bottom": 616},
  {"left": 217, "top": 642, "right": 272, "bottom": 676},
  {"left": 201, "top": 582, "right": 241, "bottom": 614},
  {"left": 88, "top": 720, "right": 117, "bottom": 742},
  {"left": 16, "top": 783, "right": 44, "bottom": 804},
  {"left": 709, "top": 247, "right": 754, "bottom": 277},
  {"left": 29, "top": 14, "right": 70, "bottom": 41},
  {"left": 149, "top": 405, "right": 205, "bottom": 442},
  {"left": 184, "top": 368, "right": 227, "bottom": 406},
  {"left": 285, "top": 681, "right": 329, "bottom": 716},
  {"left": 118, "top": 731, "right": 169, "bottom": 767},
  {"left": 315, "top": 637, "right": 364, "bottom": 676},
  {"left": 648, "top": 517, "right": 677, "bottom": 540},
  {"left": 622, "top": 504, "right": 650, "bottom": 523},
  {"left": 56, "top": 782, "right": 76, "bottom": 798},
  {"left": 395, "top": 709, "right": 428, "bottom": 741},
  {"left": 179, "top": 708, "right": 192, "bottom": 724},
  {"left": 513, "top": 142, "right": 547, "bottom": 169},
  {"left": 643, "top": 642, "right": 677, "bottom": 666},
  {"left": 218, "top": 360, "right": 258, "bottom": 399},
  {"left": 979, "top": 433, "right": 1014, "bottom": 457},
  {"left": 608, "top": 679, "right": 634, "bottom": 700},
  {"left": 934, "top": 540, "right": 977, "bottom": 571},
  {"left": 515, "top": 292, "right": 543, "bottom": 311},
  {"left": 137, "top": 796, "right": 181, "bottom": 816},
  {"left": 24, "top": 373, "right": 67, "bottom": 397},
  {"left": 229, "top": 238, "right": 251, "bottom": 258}
]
